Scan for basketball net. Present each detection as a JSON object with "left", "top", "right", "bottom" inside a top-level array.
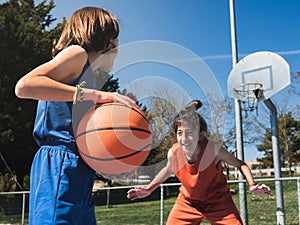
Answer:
[{"left": 233, "top": 82, "right": 264, "bottom": 117}]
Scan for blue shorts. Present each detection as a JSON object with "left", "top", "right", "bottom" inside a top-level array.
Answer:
[{"left": 29, "top": 145, "right": 96, "bottom": 225}]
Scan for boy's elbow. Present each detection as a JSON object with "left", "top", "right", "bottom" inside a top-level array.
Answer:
[
  {"left": 15, "top": 79, "right": 28, "bottom": 98},
  {"left": 237, "top": 161, "right": 247, "bottom": 170}
]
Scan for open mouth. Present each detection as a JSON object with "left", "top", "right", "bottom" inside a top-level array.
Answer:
[
  {"left": 181, "top": 143, "right": 191, "bottom": 148},
  {"left": 181, "top": 143, "right": 192, "bottom": 149}
]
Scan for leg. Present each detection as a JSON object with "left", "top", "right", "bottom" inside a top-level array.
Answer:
[
  {"left": 204, "top": 197, "right": 243, "bottom": 225},
  {"left": 166, "top": 197, "right": 203, "bottom": 225},
  {"left": 29, "top": 146, "right": 96, "bottom": 225},
  {"left": 210, "top": 212, "right": 243, "bottom": 225}
]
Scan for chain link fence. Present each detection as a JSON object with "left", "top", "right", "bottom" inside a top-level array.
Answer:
[{"left": 0, "top": 177, "right": 299, "bottom": 225}]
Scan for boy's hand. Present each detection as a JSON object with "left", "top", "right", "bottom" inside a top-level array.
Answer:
[
  {"left": 249, "top": 183, "right": 271, "bottom": 197},
  {"left": 127, "top": 187, "right": 151, "bottom": 200}
]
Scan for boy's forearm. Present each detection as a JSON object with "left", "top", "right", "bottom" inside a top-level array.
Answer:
[
  {"left": 146, "top": 167, "right": 172, "bottom": 192},
  {"left": 145, "top": 182, "right": 161, "bottom": 193},
  {"left": 240, "top": 164, "right": 255, "bottom": 187}
]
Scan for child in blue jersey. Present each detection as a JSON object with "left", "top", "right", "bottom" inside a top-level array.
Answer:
[{"left": 15, "top": 7, "right": 136, "bottom": 225}]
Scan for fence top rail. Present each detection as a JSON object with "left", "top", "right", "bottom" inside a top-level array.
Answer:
[
  {"left": 0, "top": 191, "right": 30, "bottom": 195},
  {"left": 227, "top": 176, "right": 300, "bottom": 184},
  {"left": 1, "top": 176, "right": 300, "bottom": 194}
]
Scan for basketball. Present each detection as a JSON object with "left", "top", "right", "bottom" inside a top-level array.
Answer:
[{"left": 76, "top": 102, "right": 152, "bottom": 174}]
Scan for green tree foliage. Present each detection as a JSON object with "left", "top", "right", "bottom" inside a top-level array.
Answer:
[
  {"left": 133, "top": 87, "right": 188, "bottom": 177},
  {"left": 0, "top": 0, "right": 61, "bottom": 190},
  {"left": 94, "top": 69, "right": 120, "bottom": 92},
  {"left": 145, "top": 97, "right": 175, "bottom": 167},
  {"left": 257, "top": 112, "right": 300, "bottom": 173}
]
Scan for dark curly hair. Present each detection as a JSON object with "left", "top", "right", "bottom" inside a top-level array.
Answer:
[{"left": 170, "top": 100, "right": 207, "bottom": 143}]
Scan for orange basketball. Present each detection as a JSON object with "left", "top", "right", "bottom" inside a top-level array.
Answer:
[{"left": 76, "top": 102, "right": 152, "bottom": 174}]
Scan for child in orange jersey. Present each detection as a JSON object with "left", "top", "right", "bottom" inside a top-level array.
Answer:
[{"left": 127, "top": 100, "right": 271, "bottom": 225}]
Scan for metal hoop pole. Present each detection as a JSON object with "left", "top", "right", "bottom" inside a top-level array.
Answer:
[
  {"left": 229, "top": 0, "right": 248, "bottom": 224},
  {"left": 264, "top": 99, "right": 286, "bottom": 225}
]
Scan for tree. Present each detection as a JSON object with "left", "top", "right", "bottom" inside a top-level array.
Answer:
[
  {"left": 95, "top": 69, "right": 120, "bottom": 93},
  {"left": 0, "top": 0, "right": 61, "bottom": 190},
  {"left": 278, "top": 112, "right": 300, "bottom": 174},
  {"left": 133, "top": 85, "right": 188, "bottom": 177},
  {"left": 257, "top": 112, "right": 300, "bottom": 174},
  {"left": 288, "top": 72, "right": 300, "bottom": 117},
  {"left": 145, "top": 96, "right": 176, "bottom": 166},
  {"left": 256, "top": 127, "right": 274, "bottom": 168}
]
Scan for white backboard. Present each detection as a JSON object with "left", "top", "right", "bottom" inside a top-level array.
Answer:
[{"left": 227, "top": 51, "right": 290, "bottom": 100}]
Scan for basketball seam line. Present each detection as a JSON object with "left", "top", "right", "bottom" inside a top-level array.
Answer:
[
  {"left": 76, "top": 127, "right": 151, "bottom": 139},
  {"left": 77, "top": 143, "right": 152, "bottom": 161},
  {"left": 97, "top": 102, "right": 150, "bottom": 123}
]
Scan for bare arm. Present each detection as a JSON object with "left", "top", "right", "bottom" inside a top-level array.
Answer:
[
  {"left": 15, "top": 45, "right": 136, "bottom": 107},
  {"left": 145, "top": 149, "right": 173, "bottom": 192},
  {"left": 127, "top": 149, "right": 173, "bottom": 200},
  {"left": 216, "top": 147, "right": 256, "bottom": 186},
  {"left": 216, "top": 146, "right": 271, "bottom": 196},
  {"left": 15, "top": 45, "right": 88, "bottom": 101}
]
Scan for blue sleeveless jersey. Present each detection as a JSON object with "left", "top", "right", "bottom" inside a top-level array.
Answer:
[
  {"left": 33, "top": 60, "right": 96, "bottom": 150},
  {"left": 29, "top": 60, "right": 98, "bottom": 224}
]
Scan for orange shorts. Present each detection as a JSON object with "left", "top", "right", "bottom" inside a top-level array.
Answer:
[{"left": 166, "top": 195, "right": 243, "bottom": 225}]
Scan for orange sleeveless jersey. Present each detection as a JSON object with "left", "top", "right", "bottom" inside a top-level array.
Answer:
[{"left": 172, "top": 142, "right": 231, "bottom": 203}]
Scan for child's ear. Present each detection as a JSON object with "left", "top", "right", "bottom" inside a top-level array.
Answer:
[{"left": 199, "top": 131, "right": 207, "bottom": 141}]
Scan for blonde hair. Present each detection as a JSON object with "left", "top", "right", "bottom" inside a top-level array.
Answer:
[{"left": 52, "top": 7, "right": 119, "bottom": 57}]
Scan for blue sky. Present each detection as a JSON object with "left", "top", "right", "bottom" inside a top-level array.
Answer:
[
  {"left": 49, "top": 0, "right": 300, "bottom": 160},
  {"left": 3, "top": 0, "right": 300, "bottom": 160},
  {"left": 48, "top": 0, "right": 300, "bottom": 72},
  {"left": 47, "top": 0, "right": 300, "bottom": 103}
]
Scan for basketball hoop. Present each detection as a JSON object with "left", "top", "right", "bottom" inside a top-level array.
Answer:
[{"left": 233, "top": 82, "right": 264, "bottom": 117}]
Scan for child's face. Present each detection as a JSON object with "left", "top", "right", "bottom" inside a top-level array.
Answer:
[{"left": 176, "top": 120, "right": 200, "bottom": 158}]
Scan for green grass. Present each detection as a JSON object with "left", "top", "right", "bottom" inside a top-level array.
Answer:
[
  {"left": 95, "top": 198, "right": 213, "bottom": 225},
  {"left": 0, "top": 180, "right": 299, "bottom": 224},
  {"left": 95, "top": 199, "right": 168, "bottom": 224},
  {"left": 95, "top": 181, "right": 299, "bottom": 225}
]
